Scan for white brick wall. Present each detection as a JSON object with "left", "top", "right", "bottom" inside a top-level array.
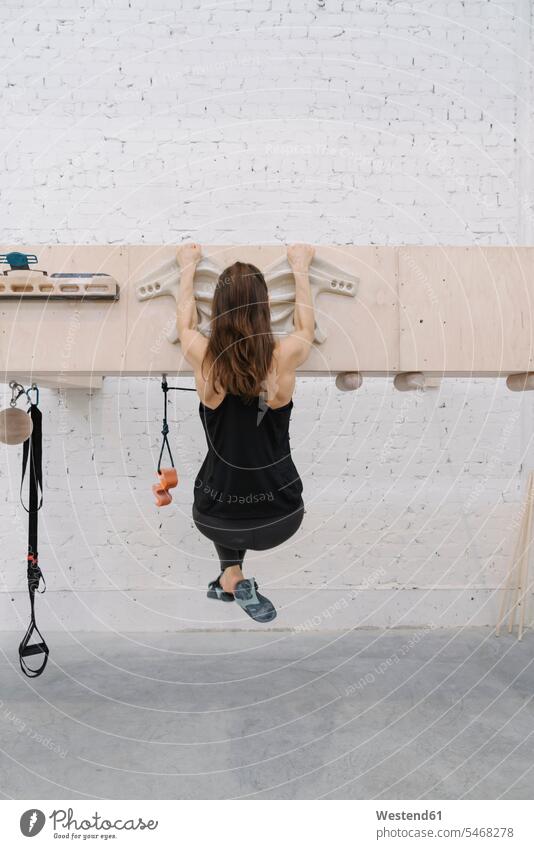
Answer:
[{"left": 1, "top": 0, "right": 533, "bottom": 630}]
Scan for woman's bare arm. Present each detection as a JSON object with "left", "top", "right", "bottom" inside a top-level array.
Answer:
[
  {"left": 175, "top": 242, "right": 208, "bottom": 372},
  {"left": 176, "top": 242, "right": 201, "bottom": 335},
  {"left": 279, "top": 244, "right": 316, "bottom": 368}
]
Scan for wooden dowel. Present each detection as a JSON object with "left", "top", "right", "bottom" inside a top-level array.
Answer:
[
  {"left": 508, "top": 472, "right": 534, "bottom": 635},
  {"left": 496, "top": 509, "right": 526, "bottom": 636},
  {"left": 507, "top": 517, "right": 527, "bottom": 634},
  {"left": 518, "top": 474, "right": 534, "bottom": 640}
]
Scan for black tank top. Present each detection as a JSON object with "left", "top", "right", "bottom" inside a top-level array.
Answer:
[{"left": 194, "top": 393, "right": 304, "bottom": 519}]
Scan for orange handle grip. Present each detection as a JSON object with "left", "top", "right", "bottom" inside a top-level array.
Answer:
[
  {"left": 158, "top": 467, "right": 178, "bottom": 490},
  {"left": 152, "top": 467, "right": 178, "bottom": 507},
  {"left": 152, "top": 483, "right": 172, "bottom": 507}
]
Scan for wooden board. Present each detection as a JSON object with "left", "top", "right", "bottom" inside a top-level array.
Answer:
[
  {"left": 0, "top": 245, "right": 128, "bottom": 377},
  {"left": 125, "top": 245, "right": 398, "bottom": 376},
  {"left": 399, "top": 246, "right": 534, "bottom": 374},
  {"left": 1, "top": 244, "right": 533, "bottom": 381}
]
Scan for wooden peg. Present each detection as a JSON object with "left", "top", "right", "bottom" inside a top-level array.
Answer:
[
  {"left": 335, "top": 372, "right": 362, "bottom": 391},
  {"left": 394, "top": 372, "right": 430, "bottom": 391},
  {"left": 506, "top": 373, "right": 534, "bottom": 392}
]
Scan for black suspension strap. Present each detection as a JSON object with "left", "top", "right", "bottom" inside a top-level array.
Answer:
[
  {"left": 158, "top": 376, "right": 174, "bottom": 474},
  {"left": 157, "top": 374, "right": 196, "bottom": 474},
  {"left": 18, "top": 393, "right": 49, "bottom": 678}
]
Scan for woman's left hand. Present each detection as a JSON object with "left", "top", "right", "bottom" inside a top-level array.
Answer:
[{"left": 176, "top": 242, "right": 202, "bottom": 269}]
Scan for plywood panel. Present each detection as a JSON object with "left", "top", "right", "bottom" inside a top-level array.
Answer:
[
  {"left": 0, "top": 245, "right": 128, "bottom": 377},
  {"left": 315, "top": 246, "right": 399, "bottom": 373},
  {"left": 2, "top": 244, "right": 533, "bottom": 378},
  {"left": 399, "top": 246, "right": 534, "bottom": 374}
]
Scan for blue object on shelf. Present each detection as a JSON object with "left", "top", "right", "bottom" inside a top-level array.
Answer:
[{"left": 0, "top": 252, "right": 39, "bottom": 270}]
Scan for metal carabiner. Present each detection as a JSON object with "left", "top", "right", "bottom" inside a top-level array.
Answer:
[
  {"left": 26, "top": 384, "right": 39, "bottom": 407},
  {"left": 8, "top": 380, "right": 26, "bottom": 408},
  {"left": 8, "top": 381, "right": 39, "bottom": 408}
]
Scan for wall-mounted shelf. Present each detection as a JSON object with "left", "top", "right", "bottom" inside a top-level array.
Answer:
[
  {"left": 0, "top": 244, "right": 532, "bottom": 384},
  {"left": 0, "top": 252, "right": 119, "bottom": 300}
]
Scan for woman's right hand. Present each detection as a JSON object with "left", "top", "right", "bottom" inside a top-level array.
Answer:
[
  {"left": 287, "top": 243, "right": 315, "bottom": 272},
  {"left": 176, "top": 242, "right": 202, "bottom": 270}
]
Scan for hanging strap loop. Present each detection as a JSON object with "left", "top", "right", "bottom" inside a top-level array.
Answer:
[
  {"left": 19, "top": 411, "right": 43, "bottom": 514},
  {"left": 18, "top": 401, "right": 48, "bottom": 678},
  {"left": 157, "top": 376, "right": 174, "bottom": 474},
  {"left": 156, "top": 374, "right": 197, "bottom": 474}
]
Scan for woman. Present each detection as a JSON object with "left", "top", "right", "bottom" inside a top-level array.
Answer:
[{"left": 176, "top": 242, "right": 315, "bottom": 623}]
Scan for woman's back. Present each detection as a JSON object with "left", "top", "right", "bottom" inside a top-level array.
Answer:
[{"left": 194, "top": 393, "right": 303, "bottom": 519}]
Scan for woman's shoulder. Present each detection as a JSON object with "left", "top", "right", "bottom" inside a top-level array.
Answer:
[
  {"left": 198, "top": 390, "right": 226, "bottom": 411},
  {"left": 275, "top": 329, "right": 313, "bottom": 371}
]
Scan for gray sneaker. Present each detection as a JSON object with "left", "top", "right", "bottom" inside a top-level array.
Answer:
[
  {"left": 207, "top": 574, "right": 234, "bottom": 602},
  {"left": 233, "top": 578, "right": 277, "bottom": 623}
]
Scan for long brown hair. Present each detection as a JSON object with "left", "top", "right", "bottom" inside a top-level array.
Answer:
[{"left": 202, "top": 262, "right": 275, "bottom": 403}]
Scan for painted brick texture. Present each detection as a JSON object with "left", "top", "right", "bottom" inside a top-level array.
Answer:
[{"left": 0, "top": 0, "right": 532, "bottom": 629}]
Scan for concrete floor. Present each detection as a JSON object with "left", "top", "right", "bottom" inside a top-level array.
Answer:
[{"left": 0, "top": 628, "right": 532, "bottom": 800}]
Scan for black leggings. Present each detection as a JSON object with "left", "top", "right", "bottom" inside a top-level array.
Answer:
[{"left": 192, "top": 502, "right": 305, "bottom": 570}]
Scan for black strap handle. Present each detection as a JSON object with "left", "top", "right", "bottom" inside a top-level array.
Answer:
[
  {"left": 19, "top": 620, "right": 49, "bottom": 678},
  {"left": 18, "top": 403, "right": 48, "bottom": 678}
]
